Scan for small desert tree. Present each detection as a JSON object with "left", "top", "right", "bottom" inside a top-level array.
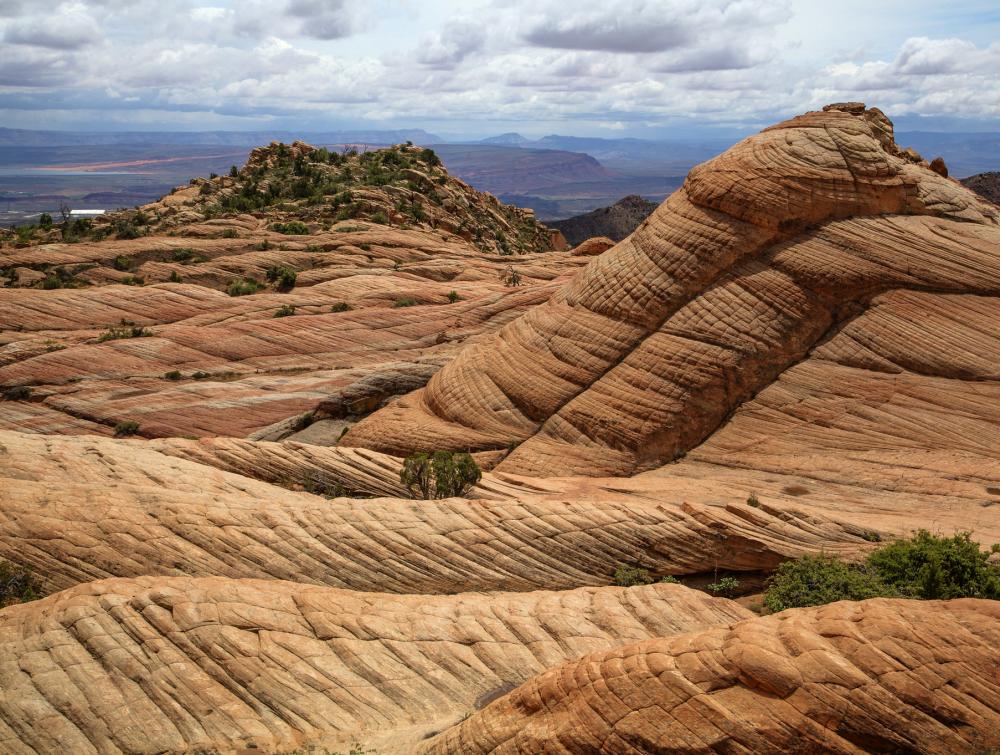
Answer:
[{"left": 400, "top": 451, "right": 481, "bottom": 499}]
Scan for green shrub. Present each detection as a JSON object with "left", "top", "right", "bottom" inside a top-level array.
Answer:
[
  {"left": 393, "top": 297, "right": 417, "bottom": 308},
  {"left": 447, "top": 290, "right": 460, "bottom": 303},
  {"left": 114, "top": 219, "right": 141, "bottom": 239},
  {"left": 0, "top": 561, "right": 42, "bottom": 607},
  {"left": 229, "top": 165, "right": 239, "bottom": 178},
  {"left": 113, "top": 420, "right": 140, "bottom": 437},
  {"left": 169, "top": 270, "right": 182, "bottom": 283},
  {"left": 706, "top": 576, "right": 741, "bottom": 597},
  {"left": 255, "top": 240, "right": 273, "bottom": 251},
  {"left": 98, "top": 320, "right": 153, "bottom": 342},
  {"left": 192, "top": 371, "right": 210, "bottom": 380},
  {"left": 2, "top": 386, "right": 32, "bottom": 401},
  {"left": 228, "top": 278, "right": 262, "bottom": 296},
  {"left": 221, "top": 228, "right": 239, "bottom": 238},
  {"left": 500, "top": 265, "right": 521, "bottom": 287},
  {"left": 371, "top": 210, "right": 389, "bottom": 225},
  {"left": 866, "top": 530, "right": 1000, "bottom": 600},
  {"left": 164, "top": 370, "right": 182, "bottom": 381},
  {"left": 274, "top": 304, "right": 296, "bottom": 318},
  {"left": 266, "top": 265, "right": 297, "bottom": 290},
  {"left": 763, "top": 555, "right": 891, "bottom": 613},
  {"left": 171, "top": 248, "right": 195, "bottom": 262},
  {"left": 273, "top": 221, "right": 310, "bottom": 235},
  {"left": 400, "top": 451, "right": 482, "bottom": 499},
  {"left": 746, "top": 492, "right": 760, "bottom": 508},
  {"left": 420, "top": 147, "right": 442, "bottom": 167},
  {"left": 330, "top": 302, "right": 351, "bottom": 312},
  {"left": 613, "top": 564, "right": 653, "bottom": 587},
  {"left": 38, "top": 212, "right": 53, "bottom": 229},
  {"left": 121, "top": 275, "right": 144, "bottom": 286}
]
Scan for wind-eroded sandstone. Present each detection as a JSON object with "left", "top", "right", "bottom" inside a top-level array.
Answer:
[
  {"left": 422, "top": 598, "right": 1000, "bottom": 754},
  {"left": 343, "top": 105, "right": 1000, "bottom": 478},
  {"left": 0, "top": 578, "right": 749, "bottom": 754},
  {"left": 0, "top": 430, "right": 888, "bottom": 595}
]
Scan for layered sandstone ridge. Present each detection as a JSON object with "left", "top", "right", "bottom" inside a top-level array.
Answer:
[
  {"left": 343, "top": 104, "right": 1000, "bottom": 477},
  {"left": 0, "top": 430, "right": 889, "bottom": 595},
  {"left": 0, "top": 577, "right": 751, "bottom": 754},
  {"left": 422, "top": 598, "right": 1000, "bottom": 754}
]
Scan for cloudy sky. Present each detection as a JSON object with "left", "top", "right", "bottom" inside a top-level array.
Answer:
[{"left": 1, "top": 0, "right": 998, "bottom": 137}]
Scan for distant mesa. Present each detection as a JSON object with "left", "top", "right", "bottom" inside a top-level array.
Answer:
[{"left": 479, "top": 132, "right": 532, "bottom": 146}]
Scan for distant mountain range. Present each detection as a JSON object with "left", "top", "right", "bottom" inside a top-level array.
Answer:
[
  {"left": 2, "top": 125, "right": 998, "bottom": 225},
  {"left": 0, "top": 127, "right": 442, "bottom": 147}
]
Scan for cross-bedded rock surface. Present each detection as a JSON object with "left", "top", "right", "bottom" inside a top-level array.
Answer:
[
  {"left": 2, "top": 106, "right": 1000, "bottom": 754},
  {"left": 0, "top": 578, "right": 751, "bottom": 754},
  {"left": 421, "top": 598, "right": 1000, "bottom": 754},
  {"left": 343, "top": 104, "right": 1000, "bottom": 479},
  {"left": 0, "top": 430, "right": 888, "bottom": 594}
]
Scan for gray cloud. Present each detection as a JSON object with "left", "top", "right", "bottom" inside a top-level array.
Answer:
[
  {"left": 4, "top": 12, "right": 102, "bottom": 49},
  {"left": 285, "top": 0, "right": 357, "bottom": 40},
  {"left": 417, "top": 22, "right": 487, "bottom": 69},
  {"left": 524, "top": 15, "right": 690, "bottom": 53}
]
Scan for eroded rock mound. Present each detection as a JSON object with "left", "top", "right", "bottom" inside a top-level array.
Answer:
[
  {"left": 0, "top": 430, "right": 884, "bottom": 594},
  {"left": 342, "top": 104, "right": 1000, "bottom": 477},
  {"left": 0, "top": 577, "right": 749, "bottom": 754},
  {"left": 421, "top": 598, "right": 1000, "bottom": 754}
]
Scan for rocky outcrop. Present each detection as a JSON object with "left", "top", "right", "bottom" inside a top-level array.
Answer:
[
  {"left": 342, "top": 104, "right": 1000, "bottom": 477},
  {"left": 0, "top": 430, "right": 886, "bottom": 595},
  {"left": 421, "top": 598, "right": 1000, "bottom": 754},
  {"left": 0, "top": 233, "right": 585, "bottom": 439},
  {"left": 549, "top": 194, "right": 658, "bottom": 245},
  {"left": 0, "top": 578, "right": 751, "bottom": 754},
  {"left": 962, "top": 171, "right": 1000, "bottom": 204}
]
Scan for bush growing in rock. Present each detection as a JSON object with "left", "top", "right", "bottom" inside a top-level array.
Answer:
[
  {"left": 2, "top": 386, "right": 32, "bottom": 401},
  {"left": 273, "top": 221, "right": 310, "bottom": 235},
  {"left": 266, "top": 265, "right": 297, "bottom": 290},
  {"left": 0, "top": 561, "right": 41, "bottom": 607},
  {"left": 228, "top": 278, "right": 262, "bottom": 296},
  {"left": 763, "top": 530, "right": 1000, "bottom": 613},
  {"left": 98, "top": 320, "right": 153, "bottom": 342},
  {"left": 114, "top": 420, "right": 140, "bottom": 437},
  {"left": 400, "top": 451, "right": 482, "bottom": 499},
  {"left": 613, "top": 565, "right": 653, "bottom": 587}
]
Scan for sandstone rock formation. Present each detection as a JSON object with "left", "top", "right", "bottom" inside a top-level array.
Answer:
[
  {"left": 0, "top": 578, "right": 750, "bottom": 754},
  {"left": 0, "top": 430, "right": 887, "bottom": 595},
  {"left": 343, "top": 104, "right": 1000, "bottom": 478},
  {"left": 421, "top": 598, "right": 1000, "bottom": 754},
  {"left": 2, "top": 107, "right": 1000, "bottom": 754}
]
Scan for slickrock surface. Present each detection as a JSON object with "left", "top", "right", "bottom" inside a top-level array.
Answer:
[
  {"left": 2, "top": 110, "right": 999, "bottom": 755},
  {"left": 0, "top": 578, "right": 750, "bottom": 754},
  {"left": 343, "top": 105, "right": 1000, "bottom": 477},
  {"left": 0, "top": 242, "right": 583, "bottom": 438},
  {"left": 421, "top": 598, "right": 1000, "bottom": 755},
  {"left": 0, "top": 430, "right": 885, "bottom": 594}
]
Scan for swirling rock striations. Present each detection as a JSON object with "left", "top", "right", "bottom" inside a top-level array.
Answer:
[
  {"left": 0, "top": 430, "right": 881, "bottom": 594},
  {"left": 421, "top": 598, "right": 1000, "bottom": 755},
  {"left": 342, "top": 104, "right": 1000, "bottom": 477},
  {"left": 0, "top": 578, "right": 750, "bottom": 754}
]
